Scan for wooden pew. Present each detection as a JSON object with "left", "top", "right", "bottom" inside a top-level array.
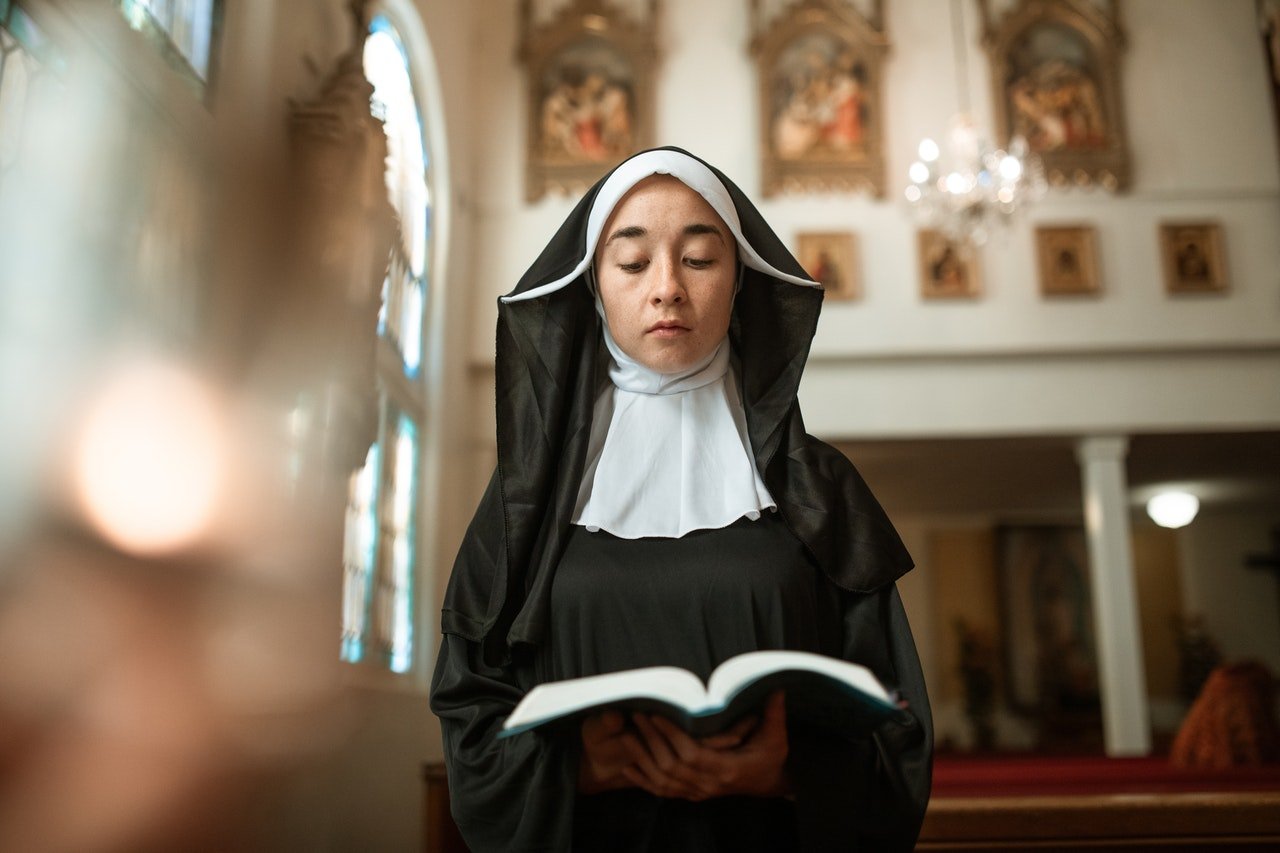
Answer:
[
  {"left": 920, "top": 791, "right": 1280, "bottom": 851},
  {"left": 422, "top": 763, "right": 468, "bottom": 853}
]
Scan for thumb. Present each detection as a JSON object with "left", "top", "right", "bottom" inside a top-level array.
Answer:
[
  {"left": 598, "top": 709, "right": 626, "bottom": 734},
  {"left": 582, "top": 709, "right": 626, "bottom": 743},
  {"left": 764, "top": 691, "right": 787, "bottom": 727}
]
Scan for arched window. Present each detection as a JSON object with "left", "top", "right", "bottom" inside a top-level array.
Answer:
[{"left": 340, "top": 11, "right": 432, "bottom": 675}]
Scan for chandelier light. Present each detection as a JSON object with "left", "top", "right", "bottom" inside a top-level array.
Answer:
[{"left": 904, "top": 0, "right": 1045, "bottom": 244}]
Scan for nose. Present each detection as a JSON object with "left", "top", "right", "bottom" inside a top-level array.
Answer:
[{"left": 649, "top": 258, "right": 685, "bottom": 306}]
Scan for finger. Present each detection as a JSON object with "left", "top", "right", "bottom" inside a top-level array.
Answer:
[
  {"left": 698, "top": 732, "right": 742, "bottom": 750},
  {"left": 649, "top": 715, "right": 703, "bottom": 763},
  {"left": 620, "top": 732, "right": 656, "bottom": 769},
  {"left": 700, "top": 715, "right": 758, "bottom": 750},
  {"left": 599, "top": 709, "right": 626, "bottom": 734},
  {"left": 622, "top": 765, "right": 663, "bottom": 797},
  {"left": 633, "top": 714, "right": 679, "bottom": 768},
  {"left": 620, "top": 730, "right": 670, "bottom": 788},
  {"left": 623, "top": 749, "right": 704, "bottom": 801},
  {"left": 581, "top": 709, "right": 625, "bottom": 745},
  {"left": 756, "top": 692, "right": 787, "bottom": 738},
  {"left": 637, "top": 723, "right": 733, "bottom": 793},
  {"left": 765, "top": 691, "right": 786, "bottom": 722},
  {"left": 660, "top": 752, "right": 725, "bottom": 799},
  {"left": 627, "top": 722, "right": 718, "bottom": 801}
]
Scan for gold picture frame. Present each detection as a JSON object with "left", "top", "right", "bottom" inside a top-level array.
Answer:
[
  {"left": 980, "top": 0, "right": 1131, "bottom": 191},
  {"left": 1159, "top": 222, "right": 1228, "bottom": 294},
  {"left": 1035, "top": 225, "right": 1100, "bottom": 296},
  {"left": 1263, "top": 0, "right": 1280, "bottom": 166},
  {"left": 749, "top": 0, "right": 890, "bottom": 197},
  {"left": 519, "top": 0, "right": 659, "bottom": 202},
  {"left": 797, "top": 231, "right": 860, "bottom": 301},
  {"left": 918, "top": 230, "right": 981, "bottom": 300}
]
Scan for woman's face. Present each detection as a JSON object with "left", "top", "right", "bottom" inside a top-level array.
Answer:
[{"left": 594, "top": 175, "right": 737, "bottom": 374}]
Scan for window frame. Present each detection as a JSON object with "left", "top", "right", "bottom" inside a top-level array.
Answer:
[{"left": 116, "top": 0, "right": 225, "bottom": 104}]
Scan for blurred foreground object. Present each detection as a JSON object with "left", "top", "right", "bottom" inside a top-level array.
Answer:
[
  {"left": 0, "top": 0, "right": 397, "bottom": 849},
  {"left": 73, "top": 360, "right": 226, "bottom": 555}
]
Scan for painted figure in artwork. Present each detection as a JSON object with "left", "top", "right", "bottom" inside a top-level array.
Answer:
[
  {"left": 537, "top": 44, "right": 636, "bottom": 163},
  {"left": 1010, "top": 61, "right": 1105, "bottom": 152},
  {"left": 1006, "top": 24, "right": 1107, "bottom": 153},
  {"left": 771, "top": 35, "right": 869, "bottom": 160}
]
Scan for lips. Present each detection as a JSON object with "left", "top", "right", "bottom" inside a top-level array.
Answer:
[{"left": 646, "top": 320, "right": 690, "bottom": 334}]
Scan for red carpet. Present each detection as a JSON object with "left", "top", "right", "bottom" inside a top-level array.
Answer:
[{"left": 932, "top": 755, "right": 1280, "bottom": 797}]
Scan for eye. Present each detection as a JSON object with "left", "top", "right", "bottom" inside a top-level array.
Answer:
[
  {"left": 618, "top": 260, "right": 648, "bottom": 273},
  {"left": 684, "top": 257, "right": 715, "bottom": 269}
]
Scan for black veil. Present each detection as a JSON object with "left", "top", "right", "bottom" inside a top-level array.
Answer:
[{"left": 441, "top": 147, "right": 913, "bottom": 663}]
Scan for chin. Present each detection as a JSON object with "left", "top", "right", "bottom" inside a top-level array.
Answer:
[
  {"left": 629, "top": 339, "right": 715, "bottom": 375},
  {"left": 644, "top": 354, "right": 703, "bottom": 375}
]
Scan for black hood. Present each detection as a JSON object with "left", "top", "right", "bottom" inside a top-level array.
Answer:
[{"left": 441, "top": 147, "right": 912, "bottom": 663}]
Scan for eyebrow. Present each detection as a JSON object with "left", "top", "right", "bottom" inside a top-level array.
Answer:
[{"left": 602, "top": 223, "right": 727, "bottom": 246}]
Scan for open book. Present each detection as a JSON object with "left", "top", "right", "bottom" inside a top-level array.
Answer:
[{"left": 500, "top": 650, "right": 906, "bottom": 739}]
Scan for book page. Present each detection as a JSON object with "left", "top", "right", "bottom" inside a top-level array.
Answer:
[
  {"left": 503, "top": 666, "right": 710, "bottom": 732},
  {"left": 705, "top": 650, "right": 892, "bottom": 708}
]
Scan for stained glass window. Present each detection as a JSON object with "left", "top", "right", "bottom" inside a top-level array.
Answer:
[
  {"left": 341, "top": 442, "right": 381, "bottom": 664},
  {"left": 118, "top": 0, "right": 219, "bottom": 85},
  {"left": 341, "top": 399, "right": 421, "bottom": 673},
  {"left": 378, "top": 411, "right": 418, "bottom": 673},
  {"left": 341, "top": 12, "right": 432, "bottom": 674},
  {"left": 364, "top": 14, "right": 430, "bottom": 378}
]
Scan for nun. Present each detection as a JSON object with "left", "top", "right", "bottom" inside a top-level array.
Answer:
[{"left": 430, "top": 148, "right": 932, "bottom": 852}]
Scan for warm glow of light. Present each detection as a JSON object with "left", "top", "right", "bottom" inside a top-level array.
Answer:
[
  {"left": 904, "top": 185, "right": 922, "bottom": 202},
  {"left": 944, "top": 171, "right": 971, "bottom": 194},
  {"left": 918, "top": 138, "right": 940, "bottom": 162},
  {"left": 999, "top": 155, "right": 1023, "bottom": 181},
  {"left": 908, "top": 161, "right": 930, "bottom": 184},
  {"left": 997, "top": 186, "right": 1015, "bottom": 203},
  {"left": 1147, "top": 491, "right": 1199, "bottom": 529},
  {"left": 74, "top": 361, "right": 225, "bottom": 554}
]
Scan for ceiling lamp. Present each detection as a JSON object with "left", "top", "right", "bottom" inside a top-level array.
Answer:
[
  {"left": 1146, "top": 491, "right": 1200, "bottom": 529},
  {"left": 904, "top": 0, "right": 1045, "bottom": 244}
]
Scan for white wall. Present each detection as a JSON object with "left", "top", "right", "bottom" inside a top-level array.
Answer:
[{"left": 464, "top": 0, "right": 1280, "bottom": 442}]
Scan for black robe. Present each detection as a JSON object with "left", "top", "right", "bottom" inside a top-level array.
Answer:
[{"left": 430, "top": 148, "right": 932, "bottom": 851}]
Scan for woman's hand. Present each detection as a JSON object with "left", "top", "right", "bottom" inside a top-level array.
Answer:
[
  {"left": 578, "top": 710, "right": 651, "bottom": 794},
  {"left": 621, "top": 691, "right": 790, "bottom": 801}
]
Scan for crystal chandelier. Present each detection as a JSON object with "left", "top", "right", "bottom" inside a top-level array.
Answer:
[{"left": 904, "top": 0, "right": 1044, "bottom": 244}]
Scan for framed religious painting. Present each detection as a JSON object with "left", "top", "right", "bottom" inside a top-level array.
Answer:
[
  {"left": 796, "top": 231, "right": 860, "bottom": 300},
  {"left": 1035, "top": 225, "right": 1100, "bottom": 296},
  {"left": 519, "top": 0, "right": 658, "bottom": 201},
  {"left": 918, "top": 230, "right": 981, "bottom": 300},
  {"left": 749, "top": 0, "right": 890, "bottom": 197},
  {"left": 997, "top": 525, "right": 1102, "bottom": 749},
  {"left": 1159, "top": 222, "right": 1228, "bottom": 294},
  {"left": 980, "top": 0, "right": 1131, "bottom": 190}
]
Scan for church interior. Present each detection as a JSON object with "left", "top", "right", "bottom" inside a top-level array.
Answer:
[{"left": 1, "top": 0, "right": 1278, "bottom": 850}]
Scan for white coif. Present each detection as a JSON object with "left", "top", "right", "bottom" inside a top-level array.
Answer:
[
  {"left": 502, "top": 150, "right": 817, "bottom": 304},
  {"left": 572, "top": 335, "right": 775, "bottom": 539}
]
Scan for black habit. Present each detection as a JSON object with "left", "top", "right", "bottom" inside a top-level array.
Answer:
[{"left": 430, "top": 148, "right": 933, "bottom": 852}]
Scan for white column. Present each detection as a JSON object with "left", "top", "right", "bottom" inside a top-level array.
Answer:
[{"left": 1075, "top": 435, "right": 1152, "bottom": 756}]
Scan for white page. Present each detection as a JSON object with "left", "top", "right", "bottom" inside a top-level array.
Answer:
[
  {"left": 705, "top": 650, "right": 891, "bottom": 708},
  {"left": 504, "top": 666, "right": 710, "bottom": 731}
]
